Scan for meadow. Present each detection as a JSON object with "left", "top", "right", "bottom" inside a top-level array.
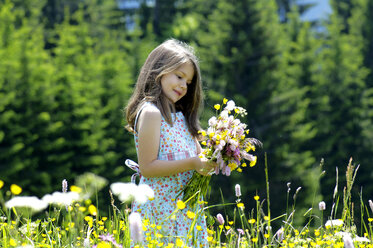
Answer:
[{"left": 0, "top": 158, "right": 372, "bottom": 248}]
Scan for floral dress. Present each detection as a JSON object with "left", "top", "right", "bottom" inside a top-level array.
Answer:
[{"left": 130, "top": 102, "right": 208, "bottom": 247}]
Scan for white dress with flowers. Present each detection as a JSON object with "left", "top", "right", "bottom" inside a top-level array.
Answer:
[{"left": 131, "top": 102, "right": 209, "bottom": 247}]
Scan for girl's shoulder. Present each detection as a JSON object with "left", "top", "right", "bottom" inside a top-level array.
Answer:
[{"left": 136, "top": 102, "right": 162, "bottom": 130}]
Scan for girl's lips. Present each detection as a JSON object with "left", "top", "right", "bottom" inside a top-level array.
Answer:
[{"left": 174, "top": 90, "right": 182, "bottom": 96}]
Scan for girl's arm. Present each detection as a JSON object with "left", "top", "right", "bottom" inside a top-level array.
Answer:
[{"left": 137, "top": 106, "right": 213, "bottom": 177}]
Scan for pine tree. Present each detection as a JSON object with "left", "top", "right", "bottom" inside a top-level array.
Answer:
[
  {"left": 315, "top": 0, "right": 369, "bottom": 205},
  {"left": 267, "top": 6, "right": 324, "bottom": 225}
]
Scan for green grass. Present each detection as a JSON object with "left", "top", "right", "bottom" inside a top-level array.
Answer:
[{"left": 0, "top": 158, "right": 373, "bottom": 247}]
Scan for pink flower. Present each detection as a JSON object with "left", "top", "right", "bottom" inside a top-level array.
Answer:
[{"left": 216, "top": 213, "right": 225, "bottom": 225}]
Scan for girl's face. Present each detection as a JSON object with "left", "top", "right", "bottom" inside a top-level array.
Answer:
[{"left": 160, "top": 62, "right": 194, "bottom": 103}]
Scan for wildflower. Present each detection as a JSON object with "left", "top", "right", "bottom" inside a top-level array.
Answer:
[
  {"left": 223, "top": 98, "right": 228, "bottom": 104},
  {"left": 129, "top": 212, "right": 143, "bottom": 244},
  {"left": 214, "top": 104, "right": 221, "bottom": 110},
  {"left": 225, "top": 100, "right": 235, "bottom": 111},
  {"left": 325, "top": 219, "right": 343, "bottom": 228},
  {"left": 319, "top": 201, "right": 326, "bottom": 211},
  {"left": 254, "top": 195, "right": 259, "bottom": 201},
  {"left": 9, "top": 238, "right": 17, "bottom": 246},
  {"left": 353, "top": 236, "right": 370, "bottom": 243},
  {"left": 0, "top": 180, "right": 4, "bottom": 189},
  {"left": 176, "top": 200, "right": 186, "bottom": 210},
  {"left": 70, "top": 185, "right": 83, "bottom": 194},
  {"left": 237, "top": 203, "right": 244, "bottom": 209},
  {"left": 343, "top": 233, "right": 354, "bottom": 248},
  {"left": 62, "top": 179, "right": 68, "bottom": 193},
  {"left": 369, "top": 200, "right": 373, "bottom": 214},
  {"left": 110, "top": 183, "right": 154, "bottom": 204},
  {"left": 235, "top": 184, "right": 241, "bottom": 197},
  {"left": 88, "top": 204, "right": 97, "bottom": 216},
  {"left": 216, "top": 213, "right": 225, "bottom": 225},
  {"left": 186, "top": 211, "right": 195, "bottom": 219},
  {"left": 274, "top": 227, "right": 284, "bottom": 242},
  {"left": 10, "top": 184, "right": 22, "bottom": 195},
  {"left": 248, "top": 219, "right": 256, "bottom": 224},
  {"left": 98, "top": 233, "right": 122, "bottom": 248},
  {"left": 42, "top": 191, "right": 80, "bottom": 206},
  {"left": 5, "top": 196, "right": 48, "bottom": 213}
]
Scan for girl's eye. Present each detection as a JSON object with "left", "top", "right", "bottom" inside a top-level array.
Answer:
[{"left": 177, "top": 75, "right": 182, "bottom": 79}]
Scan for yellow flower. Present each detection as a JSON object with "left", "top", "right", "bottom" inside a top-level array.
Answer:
[
  {"left": 201, "top": 141, "right": 207, "bottom": 146},
  {"left": 97, "top": 241, "right": 111, "bottom": 248},
  {"left": 214, "top": 104, "right": 221, "bottom": 110},
  {"left": 176, "top": 238, "right": 184, "bottom": 247},
  {"left": 369, "top": 218, "right": 373, "bottom": 222},
  {"left": 254, "top": 195, "right": 259, "bottom": 201},
  {"left": 186, "top": 211, "right": 195, "bottom": 219},
  {"left": 0, "top": 180, "right": 4, "bottom": 189},
  {"left": 228, "top": 221, "right": 233, "bottom": 225},
  {"left": 176, "top": 200, "right": 185, "bottom": 210},
  {"left": 251, "top": 237, "right": 258, "bottom": 243},
  {"left": 196, "top": 225, "right": 202, "bottom": 231},
  {"left": 207, "top": 236, "right": 213, "bottom": 242},
  {"left": 79, "top": 207, "right": 86, "bottom": 212},
  {"left": 70, "top": 185, "right": 82, "bottom": 193},
  {"left": 237, "top": 168, "right": 242, "bottom": 172},
  {"left": 223, "top": 98, "right": 228, "bottom": 104},
  {"left": 9, "top": 238, "right": 17, "bottom": 247},
  {"left": 237, "top": 203, "right": 244, "bottom": 208},
  {"left": 10, "top": 184, "right": 22, "bottom": 195},
  {"left": 314, "top": 229, "right": 320, "bottom": 236},
  {"left": 88, "top": 204, "right": 97, "bottom": 216},
  {"left": 264, "top": 215, "right": 270, "bottom": 221},
  {"left": 250, "top": 156, "right": 257, "bottom": 167},
  {"left": 242, "top": 163, "right": 247, "bottom": 167},
  {"left": 248, "top": 219, "right": 256, "bottom": 224}
]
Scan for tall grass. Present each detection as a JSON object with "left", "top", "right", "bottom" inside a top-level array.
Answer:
[{"left": 0, "top": 158, "right": 372, "bottom": 247}]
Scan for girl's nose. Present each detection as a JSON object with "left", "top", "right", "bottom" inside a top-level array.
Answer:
[{"left": 180, "top": 80, "right": 187, "bottom": 89}]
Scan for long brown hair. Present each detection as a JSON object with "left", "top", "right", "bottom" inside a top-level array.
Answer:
[{"left": 125, "top": 39, "right": 203, "bottom": 138}]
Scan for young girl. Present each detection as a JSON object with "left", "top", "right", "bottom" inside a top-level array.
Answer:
[{"left": 125, "top": 39, "right": 215, "bottom": 247}]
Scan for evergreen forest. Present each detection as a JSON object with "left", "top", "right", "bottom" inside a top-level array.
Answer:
[{"left": 1, "top": 0, "right": 373, "bottom": 227}]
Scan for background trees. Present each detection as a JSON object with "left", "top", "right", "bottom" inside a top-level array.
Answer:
[{"left": 1, "top": 0, "right": 372, "bottom": 226}]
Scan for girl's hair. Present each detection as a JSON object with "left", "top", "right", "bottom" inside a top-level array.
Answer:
[{"left": 125, "top": 39, "right": 203, "bottom": 138}]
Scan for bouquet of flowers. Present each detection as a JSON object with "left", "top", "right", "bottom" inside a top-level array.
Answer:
[{"left": 181, "top": 99, "right": 261, "bottom": 207}]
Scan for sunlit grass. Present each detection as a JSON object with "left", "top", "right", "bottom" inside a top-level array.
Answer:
[{"left": 0, "top": 158, "right": 373, "bottom": 247}]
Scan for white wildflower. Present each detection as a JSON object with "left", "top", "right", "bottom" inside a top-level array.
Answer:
[
  {"left": 343, "top": 233, "right": 355, "bottom": 248},
  {"left": 5, "top": 196, "right": 48, "bottom": 213},
  {"left": 216, "top": 213, "right": 225, "bottom": 225},
  {"left": 42, "top": 191, "right": 80, "bottom": 206},
  {"left": 225, "top": 100, "right": 236, "bottom": 111},
  {"left": 319, "top": 201, "right": 326, "bottom": 211},
  {"left": 235, "top": 184, "right": 241, "bottom": 198},
  {"left": 325, "top": 219, "right": 344, "bottom": 228},
  {"left": 208, "top": 116, "right": 217, "bottom": 126},
  {"left": 129, "top": 212, "right": 143, "bottom": 243},
  {"left": 369, "top": 200, "right": 373, "bottom": 214},
  {"left": 354, "top": 235, "right": 370, "bottom": 243},
  {"left": 110, "top": 182, "right": 154, "bottom": 204}
]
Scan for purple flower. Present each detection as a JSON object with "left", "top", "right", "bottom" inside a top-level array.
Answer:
[
  {"left": 98, "top": 233, "right": 123, "bottom": 248},
  {"left": 62, "top": 179, "right": 68, "bottom": 193},
  {"left": 235, "top": 184, "right": 241, "bottom": 197},
  {"left": 216, "top": 213, "right": 225, "bottom": 225},
  {"left": 237, "top": 228, "right": 244, "bottom": 235}
]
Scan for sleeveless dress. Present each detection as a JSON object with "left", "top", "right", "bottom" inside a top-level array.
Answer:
[{"left": 130, "top": 103, "right": 209, "bottom": 247}]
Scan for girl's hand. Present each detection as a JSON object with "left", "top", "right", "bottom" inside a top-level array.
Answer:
[{"left": 194, "top": 154, "right": 217, "bottom": 176}]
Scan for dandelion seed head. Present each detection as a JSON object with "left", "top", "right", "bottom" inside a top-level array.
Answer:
[{"left": 319, "top": 201, "right": 326, "bottom": 211}]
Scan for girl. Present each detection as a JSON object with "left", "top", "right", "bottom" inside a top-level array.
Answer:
[{"left": 125, "top": 39, "right": 215, "bottom": 247}]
